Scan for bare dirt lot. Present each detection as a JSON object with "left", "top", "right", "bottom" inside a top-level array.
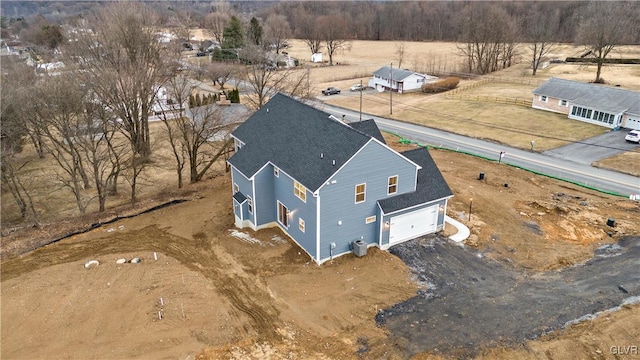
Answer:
[
  {"left": 2, "top": 40, "right": 640, "bottom": 359},
  {"left": 2, "top": 132, "right": 639, "bottom": 359}
]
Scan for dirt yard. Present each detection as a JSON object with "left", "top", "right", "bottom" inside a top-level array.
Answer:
[
  {"left": 2, "top": 39, "right": 640, "bottom": 359},
  {"left": 2, "top": 132, "right": 639, "bottom": 359}
]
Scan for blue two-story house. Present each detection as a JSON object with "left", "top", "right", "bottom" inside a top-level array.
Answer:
[{"left": 228, "top": 94, "right": 453, "bottom": 264}]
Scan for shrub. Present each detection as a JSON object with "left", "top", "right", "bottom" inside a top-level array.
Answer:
[{"left": 421, "top": 77, "right": 460, "bottom": 93}]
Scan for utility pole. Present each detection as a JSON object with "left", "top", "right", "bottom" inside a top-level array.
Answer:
[
  {"left": 389, "top": 62, "right": 393, "bottom": 115},
  {"left": 306, "top": 67, "right": 310, "bottom": 99},
  {"left": 359, "top": 79, "right": 363, "bottom": 121}
]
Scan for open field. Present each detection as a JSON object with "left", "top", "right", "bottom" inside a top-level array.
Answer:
[{"left": 2, "top": 40, "right": 639, "bottom": 359}]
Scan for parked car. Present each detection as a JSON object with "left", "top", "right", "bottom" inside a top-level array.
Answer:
[
  {"left": 322, "top": 87, "right": 341, "bottom": 95},
  {"left": 196, "top": 51, "right": 207, "bottom": 57},
  {"left": 350, "top": 84, "right": 365, "bottom": 91},
  {"left": 624, "top": 130, "right": 640, "bottom": 143}
]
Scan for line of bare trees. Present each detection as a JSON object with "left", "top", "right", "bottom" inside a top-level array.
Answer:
[{"left": 0, "top": 3, "right": 251, "bottom": 226}]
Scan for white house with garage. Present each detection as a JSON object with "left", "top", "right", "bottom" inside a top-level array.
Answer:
[
  {"left": 227, "top": 93, "right": 453, "bottom": 264},
  {"left": 532, "top": 77, "right": 640, "bottom": 130},
  {"left": 369, "top": 66, "right": 438, "bottom": 93}
]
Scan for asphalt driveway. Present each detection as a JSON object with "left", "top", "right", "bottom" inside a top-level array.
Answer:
[
  {"left": 543, "top": 130, "right": 639, "bottom": 165},
  {"left": 376, "top": 234, "right": 640, "bottom": 357}
]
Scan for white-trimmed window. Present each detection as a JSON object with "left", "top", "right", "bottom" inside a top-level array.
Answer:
[
  {"left": 299, "top": 218, "right": 305, "bottom": 233},
  {"left": 274, "top": 167, "right": 279, "bottom": 177},
  {"left": 355, "top": 183, "right": 366, "bottom": 203},
  {"left": 560, "top": 99, "right": 567, "bottom": 106},
  {"left": 388, "top": 175, "right": 398, "bottom": 195},
  {"left": 294, "top": 181, "right": 306, "bottom": 202},
  {"left": 247, "top": 196, "right": 253, "bottom": 214},
  {"left": 233, "top": 183, "right": 239, "bottom": 194},
  {"left": 540, "top": 95, "right": 547, "bottom": 102},
  {"left": 365, "top": 215, "right": 376, "bottom": 224}
]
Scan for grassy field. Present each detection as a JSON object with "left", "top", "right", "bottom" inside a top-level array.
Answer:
[{"left": 280, "top": 40, "right": 640, "bottom": 155}]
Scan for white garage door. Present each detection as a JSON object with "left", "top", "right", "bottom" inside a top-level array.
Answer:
[
  {"left": 389, "top": 205, "right": 438, "bottom": 245},
  {"left": 626, "top": 117, "right": 640, "bottom": 130}
]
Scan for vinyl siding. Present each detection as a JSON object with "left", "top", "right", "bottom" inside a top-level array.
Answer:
[
  {"left": 318, "top": 140, "right": 418, "bottom": 260},
  {"left": 274, "top": 169, "right": 317, "bottom": 259},
  {"left": 253, "top": 164, "right": 276, "bottom": 225},
  {"left": 231, "top": 166, "right": 255, "bottom": 225}
]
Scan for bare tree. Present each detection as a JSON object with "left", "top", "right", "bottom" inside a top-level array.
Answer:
[
  {"left": 395, "top": 42, "right": 406, "bottom": 68},
  {"left": 1, "top": 66, "right": 39, "bottom": 223},
  {"left": 318, "top": 15, "right": 350, "bottom": 66},
  {"left": 297, "top": 14, "right": 323, "bottom": 55},
  {"left": 159, "top": 74, "right": 245, "bottom": 184},
  {"left": 576, "top": 2, "right": 634, "bottom": 83},
  {"left": 69, "top": 2, "right": 170, "bottom": 158},
  {"left": 263, "top": 14, "right": 292, "bottom": 54},
  {"left": 33, "top": 74, "right": 93, "bottom": 214},
  {"left": 157, "top": 75, "right": 191, "bottom": 188},
  {"left": 1, "top": 58, "right": 45, "bottom": 158},
  {"left": 240, "top": 46, "right": 303, "bottom": 108},
  {"left": 207, "top": 62, "right": 237, "bottom": 89},
  {"left": 523, "top": 4, "right": 560, "bottom": 76},
  {"left": 76, "top": 101, "right": 125, "bottom": 212},
  {"left": 457, "top": 3, "right": 517, "bottom": 75},
  {"left": 0, "top": 154, "right": 39, "bottom": 225},
  {"left": 68, "top": 3, "right": 178, "bottom": 205},
  {"left": 204, "top": 12, "right": 229, "bottom": 45}
]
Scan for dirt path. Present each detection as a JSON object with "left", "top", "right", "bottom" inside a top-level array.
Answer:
[{"left": 377, "top": 235, "right": 640, "bottom": 357}]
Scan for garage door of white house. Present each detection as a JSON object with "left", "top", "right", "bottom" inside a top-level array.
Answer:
[{"left": 388, "top": 205, "right": 438, "bottom": 245}]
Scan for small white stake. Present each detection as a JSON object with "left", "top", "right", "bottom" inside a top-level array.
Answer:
[
  {"left": 160, "top": 297, "right": 164, "bottom": 306},
  {"left": 153, "top": 252, "right": 158, "bottom": 261},
  {"left": 158, "top": 311, "right": 162, "bottom": 320}
]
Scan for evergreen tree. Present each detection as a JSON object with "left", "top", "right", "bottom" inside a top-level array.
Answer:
[
  {"left": 222, "top": 16, "right": 244, "bottom": 49},
  {"left": 247, "top": 17, "right": 263, "bottom": 46}
]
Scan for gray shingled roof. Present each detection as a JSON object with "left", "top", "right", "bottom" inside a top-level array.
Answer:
[
  {"left": 373, "top": 66, "right": 421, "bottom": 82},
  {"left": 378, "top": 147, "right": 453, "bottom": 213},
  {"left": 533, "top": 77, "right": 640, "bottom": 115},
  {"left": 229, "top": 94, "right": 372, "bottom": 192},
  {"left": 233, "top": 191, "right": 247, "bottom": 203},
  {"left": 348, "top": 119, "right": 387, "bottom": 144}
]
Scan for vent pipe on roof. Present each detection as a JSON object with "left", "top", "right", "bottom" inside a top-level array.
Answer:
[
  {"left": 332, "top": 160, "right": 336, "bottom": 166},
  {"left": 266, "top": 108, "right": 269, "bottom": 113},
  {"left": 321, "top": 153, "right": 324, "bottom": 159}
]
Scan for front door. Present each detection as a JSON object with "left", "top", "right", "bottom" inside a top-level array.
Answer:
[{"left": 277, "top": 201, "right": 289, "bottom": 227}]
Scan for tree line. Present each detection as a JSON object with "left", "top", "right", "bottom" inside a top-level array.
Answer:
[
  {"left": 1, "top": 2, "right": 316, "bottom": 227},
  {"left": 2, "top": 1, "right": 638, "bottom": 226}
]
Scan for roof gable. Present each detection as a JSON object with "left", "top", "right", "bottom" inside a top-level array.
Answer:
[
  {"left": 533, "top": 77, "right": 640, "bottom": 114},
  {"left": 228, "top": 94, "right": 372, "bottom": 191},
  {"left": 378, "top": 147, "right": 453, "bottom": 213},
  {"left": 347, "top": 119, "right": 387, "bottom": 144}
]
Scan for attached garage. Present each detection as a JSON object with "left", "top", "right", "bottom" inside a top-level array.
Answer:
[{"left": 388, "top": 205, "right": 438, "bottom": 245}]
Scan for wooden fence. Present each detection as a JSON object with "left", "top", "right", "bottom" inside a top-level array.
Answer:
[
  {"left": 444, "top": 94, "right": 532, "bottom": 107},
  {"left": 443, "top": 75, "right": 540, "bottom": 107}
]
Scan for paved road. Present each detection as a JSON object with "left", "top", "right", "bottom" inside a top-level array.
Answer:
[{"left": 316, "top": 103, "right": 640, "bottom": 197}]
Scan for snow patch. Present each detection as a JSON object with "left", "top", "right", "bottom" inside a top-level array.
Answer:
[
  {"left": 228, "top": 230, "right": 262, "bottom": 245},
  {"left": 562, "top": 296, "right": 640, "bottom": 329}
]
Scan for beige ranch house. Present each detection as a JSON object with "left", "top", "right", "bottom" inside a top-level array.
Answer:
[{"left": 532, "top": 77, "right": 640, "bottom": 131}]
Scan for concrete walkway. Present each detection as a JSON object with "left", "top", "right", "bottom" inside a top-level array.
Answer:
[{"left": 445, "top": 215, "right": 470, "bottom": 243}]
